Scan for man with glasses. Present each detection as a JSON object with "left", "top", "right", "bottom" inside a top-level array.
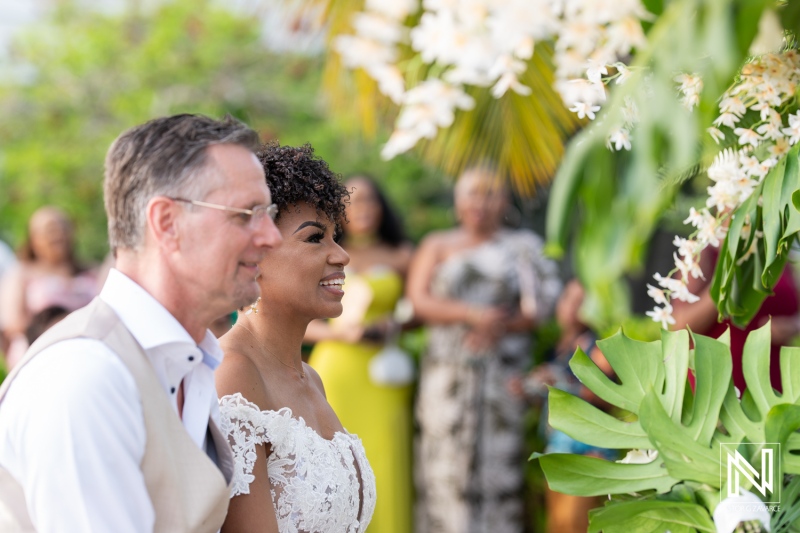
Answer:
[{"left": 0, "top": 114, "right": 282, "bottom": 532}]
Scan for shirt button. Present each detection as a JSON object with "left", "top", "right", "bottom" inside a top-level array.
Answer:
[
  {"left": 170, "top": 387, "right": 176, "bottom": 394},
  {"left": 188, "top": 355, "right": 195, "bottom": 362}
]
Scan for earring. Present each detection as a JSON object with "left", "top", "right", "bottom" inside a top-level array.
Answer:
[{"left": 246, "top": 297, "right": 261, "bottom": 315}]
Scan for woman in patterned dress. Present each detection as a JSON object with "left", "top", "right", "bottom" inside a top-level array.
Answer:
[{"left": 407, "top": 166, "right": 560, "bottom": 533}]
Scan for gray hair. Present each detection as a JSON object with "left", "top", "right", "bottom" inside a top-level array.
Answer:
[{"left": 104, "top": 114, "right": 260, "bottom": 252}]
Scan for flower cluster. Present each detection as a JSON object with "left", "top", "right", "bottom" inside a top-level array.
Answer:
[
  {"left": 334, "top": 0, "right": 651, "bottom": 159},
  {"left": 333, "top": 0, "right": 416, "bottom": 104},
  {"left": 554, "top": 0, "right": 649, "bottom": 128},
  {"left": 647, "top": 51, "right": 800, "bottom": 329},
  {"left": 674, "top": 73, "right": 703, "bottom": 111},
  {"left": 381, "top": 80, "right": 475, "bottom": 159}
]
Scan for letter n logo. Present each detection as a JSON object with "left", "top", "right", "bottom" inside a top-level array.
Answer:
[{"left": 721, "top": 443, "right": 780, "bottom": 504}]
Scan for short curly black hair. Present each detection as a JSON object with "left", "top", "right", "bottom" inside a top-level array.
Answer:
[{"left": 257, "top": 141, "right": 349, "bottom": 230}]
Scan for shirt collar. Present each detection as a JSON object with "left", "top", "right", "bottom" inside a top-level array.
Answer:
[{"left": 99, "top": 268, "right": 223, "bottom": 368}]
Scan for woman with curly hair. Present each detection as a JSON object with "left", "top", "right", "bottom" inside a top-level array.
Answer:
[
  {"left": 215, "top": 142, "right": 376, "bottom": 533},
  {"left": 306, "top": 175, "right": 414, "bottom": 533}
]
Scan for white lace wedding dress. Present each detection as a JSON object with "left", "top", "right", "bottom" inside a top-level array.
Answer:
[{"left": 219, "top": 393, "right": 377, "bottom": 533}]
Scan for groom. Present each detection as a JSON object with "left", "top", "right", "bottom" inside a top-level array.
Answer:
[{"left": 0, "top": 114, "right": 281, "bottom": 531}]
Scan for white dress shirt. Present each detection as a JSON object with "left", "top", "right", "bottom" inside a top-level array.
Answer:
[{"left": 0, "top": 269, "right": 224, "bottom": 532}]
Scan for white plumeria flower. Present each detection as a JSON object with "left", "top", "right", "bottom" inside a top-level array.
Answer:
[
  {"left": 733, "top": 127, "right": 761, "bottom": 147},
  {"left": 617, "top": 449, "right": 660, "bottom": 464},
  {"left": 605, "top": 16, "right": 647, "bottom": 55},
  {"left": 492, "top": 72, "right": 532, "bottom": 97},
  {"left": 557, "top": 78, "right": 607, "bottom": 107},
  {"left": 585, "top": 59, "right": 609, "bottom": 84},
  {"left": 672, "top": 236, "right": 699, "bottom": 258},
  {"left": 673, "top": 253, "right": 704, "bottom": 281},
  {"left": 646, "top": 304, "right": 675, "bottom": 329},
  {"left": 569, "top": 102, "right": 601, "bottom": 120},
  {"left": 351, "top": 12, "right": 405, "bottom": 44},
  {"left": 713, "top": 489, "right": 770, "bottom": 533},
  {"left": 680, "top": 92, "right": 700, "bottom": 111},
  {"left": 696, "top": 216, "right": 727, "bottom": 248},
  {"left": 719, "top": 95, "right": 747, "bottom": 116},
  {"left": 557, "top": 20, "right": 602, "bottom": 57},
  {"left": 653, "top": 272, "right": 685, "bottom": 292},
  {"left": 455, "top": 0, "right": 491, "bottom": 31},
  {"left": 683, "top": 207, "right": 708, "bottom": 228},
  {"left": 488, "top": 54, "right": 529, "bottom": 96},
  {"left": 334, "top": 34, "right": 398, "bottom": 70},
  {"left": 646, "top": 284, "right": 668, "bottom": 305},
  {"left": 367, "top": 63, "right": 406, "bottom": 103},
  {"left": 744, "top": 156, "right": 776, "bottom": 180},
  {"left": 673, "top": 284, "right": 700, "bottom": 303},
  {"left": 707, "top": 180, "right": 740, "bottom": 212},
  {"left": 770, "top": 137, "right": 791, "bottom": 157},
  {"left": 614, "top": 62, "right": 631, "bottom": 84},
  {"left": 607, "top": 128, "right": 632, "bottom": 150},
  {"left": 410, "top": 10, "right": 464, "bottom": 65},
  {"left": 381, "top": 80, "right": 475, "bottom": 160},
  {"left": 756, "top": 119, "right": 785, "bottom": 142},
  {"left": 366, "top": 0, "right": 418, "bottom": 21},
  {"left": 783, "top": 111, "right": 800, "bottom": 145},
  {"left": 707, "top": 148, "right": 743, "bottom": 183},
  {"left": 739, "top": 153, "right": 761, "bottom": 176},
  {"left": 673, "top": 73, "right": 698, "bottom": 92},
  {"left": 713, "top": 112, "right": 740, "bottom": 129},
  {"left": 707, "top": 127, "right": 725, "bottom": 144},
  {"left": 622, "top": 96, "right": 639, "bottom": 125}
]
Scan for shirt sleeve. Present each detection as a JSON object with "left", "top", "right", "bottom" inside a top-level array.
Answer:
[{"left": 0, "top": 338, "right": 153, "bottom": 533}]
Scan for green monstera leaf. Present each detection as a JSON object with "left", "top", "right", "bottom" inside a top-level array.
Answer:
[{"left": 535, "top": 322, "right": 800, "bottom": 532}]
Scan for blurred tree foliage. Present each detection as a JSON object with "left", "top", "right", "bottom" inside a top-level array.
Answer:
[{"left": 0, "top": 0, "right": 450, "bottom": 262}]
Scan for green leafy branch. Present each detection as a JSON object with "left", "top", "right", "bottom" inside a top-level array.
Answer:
[{"left": 534, "top": 323, "right": 800, "bottom": 532}]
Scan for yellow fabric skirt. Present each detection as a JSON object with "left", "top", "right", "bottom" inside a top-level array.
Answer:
[{"left": 309, "top": 340, "right": 413, "bottom": 533}]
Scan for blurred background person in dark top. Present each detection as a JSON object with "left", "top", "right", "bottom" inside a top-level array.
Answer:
[{"left": 24, "top": 305, "right": 69, "bottom": 346}]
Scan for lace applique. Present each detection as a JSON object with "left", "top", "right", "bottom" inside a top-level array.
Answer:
[{"left": 219, "top": 393, "right": 376, "bottom": 533}]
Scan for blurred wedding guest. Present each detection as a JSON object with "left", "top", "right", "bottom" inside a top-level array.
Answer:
[
  {"left": 407, "top": 165, "right": 561, "bottom": 533},
  {"left": 671, "top": 247, "right": 800, "bottom": 392},
  {"left": 0, "top": 239, "right": 15, "bottom": 282},
  {"left": 0, "top": 238, "right": 17, "bottom": 354},
  {"left": 24, "top": 305, "right": 69, "bottom": 345},
  {"left": 517, "top": 280, "right": 615, "bottom": 533},
  {"left": 306, "top": 175, "right": 414, "bottom": 533},
  {"left": 0, "top": 207, "right": 97, "bottom": 368},
  {"left": 0, "top": 114, "right": 280, "bottom": 532}
]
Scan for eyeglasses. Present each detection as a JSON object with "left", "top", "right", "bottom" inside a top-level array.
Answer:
[{"left": 170, "top": 197, "right": 278, "bottom": 227}]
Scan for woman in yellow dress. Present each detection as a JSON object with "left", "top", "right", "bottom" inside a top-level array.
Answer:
[{"left": 306, "top": 175, "right": 414, "bottom": 533}]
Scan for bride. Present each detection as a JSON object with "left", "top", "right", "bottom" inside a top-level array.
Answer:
[{"left": 215, "top": 142, "right": 376, "bottom": 533}]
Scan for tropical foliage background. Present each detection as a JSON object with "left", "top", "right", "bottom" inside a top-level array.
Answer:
[{"left": 0, "top": 0, "right": 452, "bottom": 261}]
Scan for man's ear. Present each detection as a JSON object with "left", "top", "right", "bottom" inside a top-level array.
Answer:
[{"left": 146, "top": 196, "right": 181, "bottom": 252}]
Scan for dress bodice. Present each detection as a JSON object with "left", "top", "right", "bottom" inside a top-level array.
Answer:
[
  {"left": 351, "top": 267, "right": 403, "bottom": 324},
  {"left": 218, "top": 393, "right": 376, "bottom": 533}
]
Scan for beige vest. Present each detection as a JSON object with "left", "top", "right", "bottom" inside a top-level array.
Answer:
[{"left": 0, "top": 298, "right": 233, "bottom": 532}]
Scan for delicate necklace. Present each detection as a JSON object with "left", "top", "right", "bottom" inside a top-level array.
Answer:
[{"left": 236, "top": 323, "right": 305, "bottom": 379}]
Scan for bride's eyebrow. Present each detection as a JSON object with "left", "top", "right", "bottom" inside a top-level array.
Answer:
[{"left": 293, "top": 221, "right": 326, "bottom": 234}]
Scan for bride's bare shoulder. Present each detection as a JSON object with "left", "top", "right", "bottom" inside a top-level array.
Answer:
[
  {"left": 303, "top": 363, "right": 327, "bottom": 399},
  {"left": 216, "top": 347, "right": 270, "bottom": 412}
]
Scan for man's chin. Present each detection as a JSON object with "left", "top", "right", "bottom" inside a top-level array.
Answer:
[{"left": 232, "top": 286, "right": 261, "bottom": 312}]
